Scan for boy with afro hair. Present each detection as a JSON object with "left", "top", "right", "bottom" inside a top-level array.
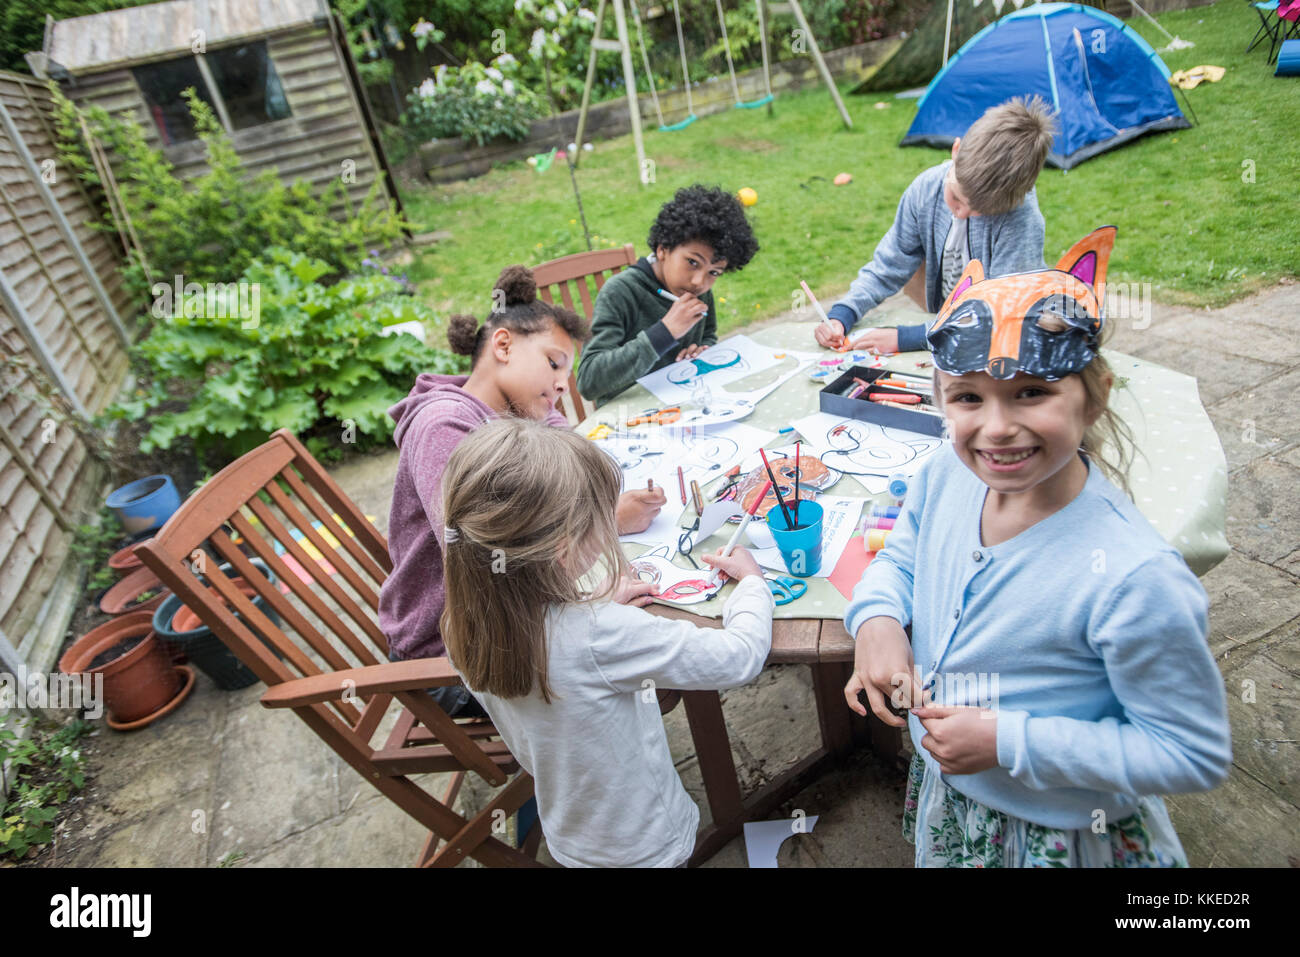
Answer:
[{"left": 577, "top": 184, "right": 758, "bottom": 407}]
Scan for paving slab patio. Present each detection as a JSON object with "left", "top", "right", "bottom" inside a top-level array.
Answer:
[{"left": 38, "top": 283, "right": 1299, "bottom": 868}]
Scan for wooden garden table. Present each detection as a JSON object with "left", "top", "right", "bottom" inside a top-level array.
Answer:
[{"left": 575, "top": 320, "right": 1229, "bottom": 865}]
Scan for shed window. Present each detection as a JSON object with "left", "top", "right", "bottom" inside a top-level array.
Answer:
[
  {"left": 207, "top": 42, "right": 291, "bottom": 130},
  {"left": 133, "top": 57, "right": 218, "bottom": 145},
  {"left": 132, "top": 42, "right": 291, "bottom": 145}
]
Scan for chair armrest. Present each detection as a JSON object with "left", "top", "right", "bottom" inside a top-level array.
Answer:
[{"left": 260, "top": 657, "right": 462, "bottom": 709}]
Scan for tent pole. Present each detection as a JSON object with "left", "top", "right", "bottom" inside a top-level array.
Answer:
[{"left": 942, "top": 0, "right": 955, "bottom": 67}]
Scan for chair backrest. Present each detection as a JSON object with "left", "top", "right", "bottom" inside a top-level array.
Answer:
[{"left": 534, "top": 242, "right": 638, "bottom": 425}]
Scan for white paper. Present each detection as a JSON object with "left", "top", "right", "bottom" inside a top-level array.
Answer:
[
  {"left": 745, "top": 496, "right": 865, "bottom": 578},
  {"left": 743, "top": 816, "right": 820, "bottom": 868},
  {"left": 791, "top": 412, "right": 946, "bottom": 494},
  {"left": 637, "top": 335, "right": 816, "bottom": 405}
]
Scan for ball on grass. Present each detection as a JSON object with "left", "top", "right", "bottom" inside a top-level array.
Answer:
[
  {"left": 738, "top": 187, "right": 758, "bottom": 207},
  {"left": 568, "top": 142, "right": 577, "bottom": 152},
  {"left": 834, "top": 172, "right": 852, "bottom": 186}
]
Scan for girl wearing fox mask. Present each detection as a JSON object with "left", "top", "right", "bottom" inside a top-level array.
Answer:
[{"left": 843, "top": 228, "right": 1231, "bottom": 867}]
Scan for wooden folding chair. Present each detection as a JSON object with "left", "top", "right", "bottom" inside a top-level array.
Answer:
[
  {"left": 134, "top": 428, "right": 542, "bottom": 868},
  {"left": 534, "top": 242, "right": 639, "bottom": 425}
]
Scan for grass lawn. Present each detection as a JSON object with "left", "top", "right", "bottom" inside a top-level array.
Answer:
[{"left": 399, "top": 0, "right": 1299, "bottom": 345}]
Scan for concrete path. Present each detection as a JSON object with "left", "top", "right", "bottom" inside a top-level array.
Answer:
[{"left": 42, "top": 284, "right": 1298, "bottom": 868}]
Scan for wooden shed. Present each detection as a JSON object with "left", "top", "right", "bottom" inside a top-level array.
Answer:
[{"left": 30, "top": 0, "right": 404, "bottom": 219}]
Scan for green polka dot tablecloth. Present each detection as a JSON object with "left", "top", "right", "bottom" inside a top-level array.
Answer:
[{"left": 575, "top": 322, "right": 1229, "bottom": 619}]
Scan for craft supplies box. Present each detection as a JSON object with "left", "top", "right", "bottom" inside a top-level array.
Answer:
[{"left": 818, "top": 367, "right": 944, "bottom": 437}]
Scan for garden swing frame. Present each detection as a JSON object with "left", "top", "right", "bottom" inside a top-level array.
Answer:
[{"left": 572, "top": 0, "right": 851, "bottom": 185}]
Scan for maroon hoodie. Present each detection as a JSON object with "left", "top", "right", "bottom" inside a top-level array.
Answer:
[{"left": 379, "top": 374, "right": 568, "bottom": 660}]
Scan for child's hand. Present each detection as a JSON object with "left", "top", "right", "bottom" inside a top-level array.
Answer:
[
  {"left": 662, "top": 293, "right": 708, "bottom": 339},
  {"left": 675, "top": 343, "right": 706, "bottom": 362},
  {"left": 611, "top": 575, "right": 659, "bottom": 607},
  {"left": 912, "top": 706, "right": 999, "bottom": 775},
  {"left": 701, "top": 547, "right": 762, "bottom": 584},
  {"left": 615, "top": 488, "right": 666, "bottom": 535},
  {"left": 847, "top": 327, "right": 900, "bottom": 355},
  {"left": 814, "top": 319, "right": 847, "bottom": 350},
  {"left": 844, "top": 616, "right": 923, "bottom": 727}
]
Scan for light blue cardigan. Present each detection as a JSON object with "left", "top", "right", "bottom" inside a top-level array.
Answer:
[{"left": 845, "top": 445, "right": 1232, "bottom": 829}]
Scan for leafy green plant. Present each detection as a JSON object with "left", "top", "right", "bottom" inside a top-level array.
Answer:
[
  {"left": 109, "top": 248, "right": 466, "bottom": 465},
  {"left": 217, "top": 850, "right": 247, "bottom": 867},
  {"left": 0, "top": 718, "right": 91, "bottom": 861},
  {"left": 52, "top": 87, "right": 408, "bottom": 302},
  {"left": 68, "top": 508, "right": 125, "bottom": 594},
  {"left": 403, "top": 56, "right": 542, "bottom": 145}
]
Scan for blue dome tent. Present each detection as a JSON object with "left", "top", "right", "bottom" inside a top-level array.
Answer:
[{"left": 901, "top": 3, "right": 1189, "bottom": 169}]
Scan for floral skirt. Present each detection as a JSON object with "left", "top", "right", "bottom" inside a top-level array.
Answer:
[{"left": 901, "top": 751, "right": 1187, "bottom": 868}]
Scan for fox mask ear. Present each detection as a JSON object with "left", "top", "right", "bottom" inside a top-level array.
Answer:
[
  {"left": 939, "top": 258, "right": 985, "bottom": 314},
  {"left": 1056, "top": 226, "right": 1116, "bottom": 305}
]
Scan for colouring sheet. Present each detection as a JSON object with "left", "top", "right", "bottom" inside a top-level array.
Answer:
[
  {"left": 607, "top": 422, "right": 774, "bottom": 545},
  {"left": 637, "top": 335, "right": 816, "bottom": 405},
  {"left": 791, "top": 413, "right": 946, "bottom": 495},
  {"left": 744, "top": 496, "right": 865, "bottom": 578},
  {"left": 629, "top": 545, "right": 720, "bottom": 605}
]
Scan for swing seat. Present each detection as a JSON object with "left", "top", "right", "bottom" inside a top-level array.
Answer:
[
  {"left": 733, "top": 94, "right": 774, "bottom": 110},
  {"left": 659, "top": 113, "right": 698, "bottom": 132}
]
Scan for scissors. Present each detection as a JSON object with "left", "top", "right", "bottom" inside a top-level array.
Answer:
[
  {"left": 766, "top": 575, "right": 808, "bottom": 606},
  {"left": 627, "top": 406, "right": 682, "bottom": 427}
]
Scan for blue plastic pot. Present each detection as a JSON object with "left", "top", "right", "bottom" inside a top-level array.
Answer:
[{"left": 106, "top": 475, "right": 181, "bottom": 534}]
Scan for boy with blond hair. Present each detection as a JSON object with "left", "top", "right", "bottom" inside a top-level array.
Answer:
[{"left": 815, "top": 97, "right": 1057, "bottom": 354}]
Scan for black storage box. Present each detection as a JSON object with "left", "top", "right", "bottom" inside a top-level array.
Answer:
[{"left": 818, "top": 366, "right": 944, "bottom": 437}]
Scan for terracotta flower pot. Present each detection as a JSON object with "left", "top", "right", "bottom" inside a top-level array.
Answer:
[
  {"left": 107, "top": 541, "right": 145, "bottom": 576},
  {"left": 99, "top": 566, "right": 168, "bottom": 616},
  {"left": 59, "top": 611, "right": 191, "bottom": 728}
]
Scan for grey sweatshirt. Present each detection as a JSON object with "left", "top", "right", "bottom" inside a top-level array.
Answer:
[{"left": 828, "top": 160, "right": 1047, "bottom": 351}]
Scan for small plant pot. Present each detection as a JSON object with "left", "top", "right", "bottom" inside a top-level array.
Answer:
[
  {"left": 107, "top": 541, "right": 145, "bottom": 576},
  {"left": 151, "top": 558, "right": 283, "bottom": 691},
  {"left": 59, "top": 611, "right": 193, "bottom": 729},
  {"left": 100, "top": 566, "right": 169, "bottom": 616},
  {"left": 105, "top": 475, "right": 181, "bottom": 534}
]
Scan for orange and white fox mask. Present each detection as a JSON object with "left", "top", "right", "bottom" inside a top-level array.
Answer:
[{"left": 926, "top": 226, "right": 1116, "bottom": 381}]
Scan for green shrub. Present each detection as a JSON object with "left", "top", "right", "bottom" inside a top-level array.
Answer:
[
  {"left": 403, "top": 57, "right": 542, "bottom": 145},
  {"left": 52, "top": 87, "right": 408, "bottom": 302},
  {"left": 108, "top": 248, "right": 466, "bottom": 466}
]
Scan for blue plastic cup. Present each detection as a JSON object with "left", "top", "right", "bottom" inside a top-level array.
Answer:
[{"left": 766, "top": 500, "right": 824, "bottom": 577}]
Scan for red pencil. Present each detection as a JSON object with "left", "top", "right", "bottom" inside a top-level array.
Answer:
[{"left": 794, "top": 440, "right": 801, "bottom": 526}]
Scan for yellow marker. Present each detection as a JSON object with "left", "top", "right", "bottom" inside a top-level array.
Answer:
[{"left": 587, "top": 424, "right": 612, "bottom": 440}]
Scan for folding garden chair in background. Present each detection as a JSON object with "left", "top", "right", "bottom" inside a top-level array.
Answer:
[
  {"left": 134, "top": 428, "right": 541, "bottom": 867},
  {"left": 1247, "top": 0, "right": 1298, "bottom": 62},
  {"left": 533, "top": 242, "right": 638, "bottom": 425}
]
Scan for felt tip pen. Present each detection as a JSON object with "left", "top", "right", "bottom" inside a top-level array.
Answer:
[
  {"left": 707, "top": 480, "right": 771, "bottom": 588},
  {"left": 657, "top": 287, "right": 707, "bottom": 318},
  {"left": 800, "top": 280, "right": 834, "bottom": 327}
]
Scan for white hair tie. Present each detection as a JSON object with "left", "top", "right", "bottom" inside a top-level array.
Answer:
[{"left": 444, "top": 526, "right": 460, "bottom": 543}]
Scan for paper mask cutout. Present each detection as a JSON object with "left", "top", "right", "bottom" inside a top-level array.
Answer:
[
  {"left": 630, "top": 545, "right": 719, "bottom": 605},
  {"left": 927, "top": 226, "right": 1116, "bottom": 381}
]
